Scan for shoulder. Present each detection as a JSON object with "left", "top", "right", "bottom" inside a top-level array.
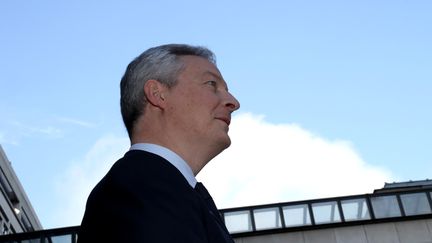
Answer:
[
  {"left": 88, "top": 150, "right": 193, "bottom": 200},
  {"left": 110, "top": 150, "right": 191, "bottom": 188},
  {"left": 79, "top": 150, "right": 208, "bottom": 242}
]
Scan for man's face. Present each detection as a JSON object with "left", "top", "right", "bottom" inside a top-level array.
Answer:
[{"left": 164, "top": 55, "right": 240, "bottom": 155}]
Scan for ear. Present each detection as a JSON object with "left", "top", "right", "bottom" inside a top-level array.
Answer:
[{"left": 144, "top": 79, "right": 167, "bottom": 108}]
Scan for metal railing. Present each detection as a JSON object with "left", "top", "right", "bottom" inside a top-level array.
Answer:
[
  {"left": 0, "top": 226, "right": 78, "bottom": 243},
  {"left": 220, "top": 188, "right": 432, "bottom": 236},
  {"left": 1, "top": 187, "right": 432, "bottom": 241}
]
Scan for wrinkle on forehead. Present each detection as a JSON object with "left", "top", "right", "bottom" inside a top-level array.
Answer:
[
  {"left": 202, "top": 71, "right": 229, "bottom": 90},
  {"left": 178, "top": 55, "right": 229, "bottom": 90}
]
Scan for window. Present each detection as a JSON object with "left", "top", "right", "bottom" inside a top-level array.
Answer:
[
  {"left": 400, "top": 192, "right": 431, "bottom": 216},
  {"left": 224, "top": 210, "right": 252, "bottom": 233},
  {"left": 282, "top": 204, "right": 311, "bottom": 227},
  {"left": 370, "top": 195, "right": 401, "bottom": 218},
  {"left": 312, "top": 201, "right": 341, "bottom": 224},
  {"left": 341, "top": 198, "right": 371, "bottom": 221},
  {"left": 253, "top": 207, "right": 282, "bottom": 230}
]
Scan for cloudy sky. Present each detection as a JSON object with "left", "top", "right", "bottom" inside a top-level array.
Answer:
[{"left": 1, "top": 1, "right": 431, "bottom": 228}]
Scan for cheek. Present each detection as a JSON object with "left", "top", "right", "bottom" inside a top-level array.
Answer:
[
  {"left": 199, "top": 93, "right": 221, "bottom": 109},
  {"left": 174, "top": 90, "right": 221, "bottom": 120}
]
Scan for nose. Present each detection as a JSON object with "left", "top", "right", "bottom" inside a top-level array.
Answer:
[{"left": 224, "top": 91, "right": 240, "bottom": 112}]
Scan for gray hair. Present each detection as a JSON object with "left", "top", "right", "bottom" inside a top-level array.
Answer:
[{"left": 120, "top": 44, "right": 216, "bottom": 138}]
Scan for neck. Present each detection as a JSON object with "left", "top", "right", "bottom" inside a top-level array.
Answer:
[{"left": 131, "top": 119, "right": 216, "bottom": 176}]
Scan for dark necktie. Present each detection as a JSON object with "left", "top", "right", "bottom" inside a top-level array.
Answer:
[
  {"left": 194, "top": 182, "right": 234, "bottom": 242},
  {"left": 195, "top": 182, "right": 220, "bottom": 215}
]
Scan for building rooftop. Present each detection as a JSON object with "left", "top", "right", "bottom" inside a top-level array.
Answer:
[
  {"left": 221, "top": 181, "right": 432, "bottom": 237},
  {"left": 1, "top": 179, "right": 432, "bottom": 242}
]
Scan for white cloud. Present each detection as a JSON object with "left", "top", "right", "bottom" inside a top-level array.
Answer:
[
  {"left": 10, "top": 121, "right": 63, "bottom": 138},
  {"left": 56, "top": 117, "right": 96, "bottom": 128},
  {"left": 0, "top": 131, "right": 19, "bottom": 146},
  {"left": 198, "top": 113, "right": 393, "bottom": 209},
  {"left": 51, "top": 113, "right": 392, "bottom": 227},
  {"left": 51, "top": 134, "right": 129, "bottom": 228}
]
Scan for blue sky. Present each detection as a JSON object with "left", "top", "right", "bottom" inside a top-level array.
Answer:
[{"left": 1, "top": 1, "right": 431, "bottom": 228}]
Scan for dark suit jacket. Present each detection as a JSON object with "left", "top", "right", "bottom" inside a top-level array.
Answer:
[{"left": 78, "top": 150, "right": 233, "bottom": 243}]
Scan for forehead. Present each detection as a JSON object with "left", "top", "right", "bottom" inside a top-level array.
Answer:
[{"left": 178, "top": 55, "right": 224, "bottom": 81}]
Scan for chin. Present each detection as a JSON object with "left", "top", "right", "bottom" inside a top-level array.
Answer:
[
  {"left": 208, "top": 133, "right": 232, "bottom": 153},
  {"left": 219, "top": 135, "right": 232, "bottom": 150}
]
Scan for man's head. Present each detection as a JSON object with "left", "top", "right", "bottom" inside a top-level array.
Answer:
[
  {"left": 120, "top": 44, "right": 216, "bottom": 138},
  {"left": 120, "top": 44, "right": 240, "bottom": 173}
]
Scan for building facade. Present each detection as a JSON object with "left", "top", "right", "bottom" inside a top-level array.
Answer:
[
  {"left": 226, "top": 180, "right": 432, "bottom": 243},
  {"left": 0, "top": 145, "right": 42, "bottom": 235}
]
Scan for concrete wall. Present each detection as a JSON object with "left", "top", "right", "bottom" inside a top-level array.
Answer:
[{"left": 234, "top": 219, "right": 432, "bottom": 243}]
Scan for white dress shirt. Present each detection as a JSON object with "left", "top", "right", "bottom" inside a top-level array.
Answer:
[{"left": 130, "top": 143, "right": 197, "bottom": 188}]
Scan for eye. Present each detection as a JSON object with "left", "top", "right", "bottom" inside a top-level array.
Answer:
[
  {"left": 206, "top": 80, "right": 217, "bottom": 86},
  {"left": 206, "top": 80, "right": 218, "bottom": 89}
]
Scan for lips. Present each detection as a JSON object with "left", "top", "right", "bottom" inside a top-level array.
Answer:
[{"left": 216, "top": 117, "right": 231, "bottom": 126}]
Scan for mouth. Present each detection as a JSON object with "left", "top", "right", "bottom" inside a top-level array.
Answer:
[{"left": 216, "top": 117, "right": 231, "bottom": 126}]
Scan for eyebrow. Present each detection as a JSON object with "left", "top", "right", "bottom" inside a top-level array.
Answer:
[
  {"left": 203, "top": 71, "right": 228, "bottom": 90},
  {"left": 203, "top": 71, "right": 223, "bottom": 81}
]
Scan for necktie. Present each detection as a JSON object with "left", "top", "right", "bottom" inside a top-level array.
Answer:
[
  {"left": 195, "top": 182, "right": 234, "bottom": 242},
  {"left": 195, "top": 182, "right": 220, "bottom": 215}
]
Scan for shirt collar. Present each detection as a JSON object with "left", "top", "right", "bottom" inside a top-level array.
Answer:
[{"left": 129, "top": 143, "right": 197, "bottom": 188}]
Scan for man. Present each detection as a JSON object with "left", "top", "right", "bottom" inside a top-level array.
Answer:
[{"left": 78, "top": 44, "right": 240, "bottom": 242}]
